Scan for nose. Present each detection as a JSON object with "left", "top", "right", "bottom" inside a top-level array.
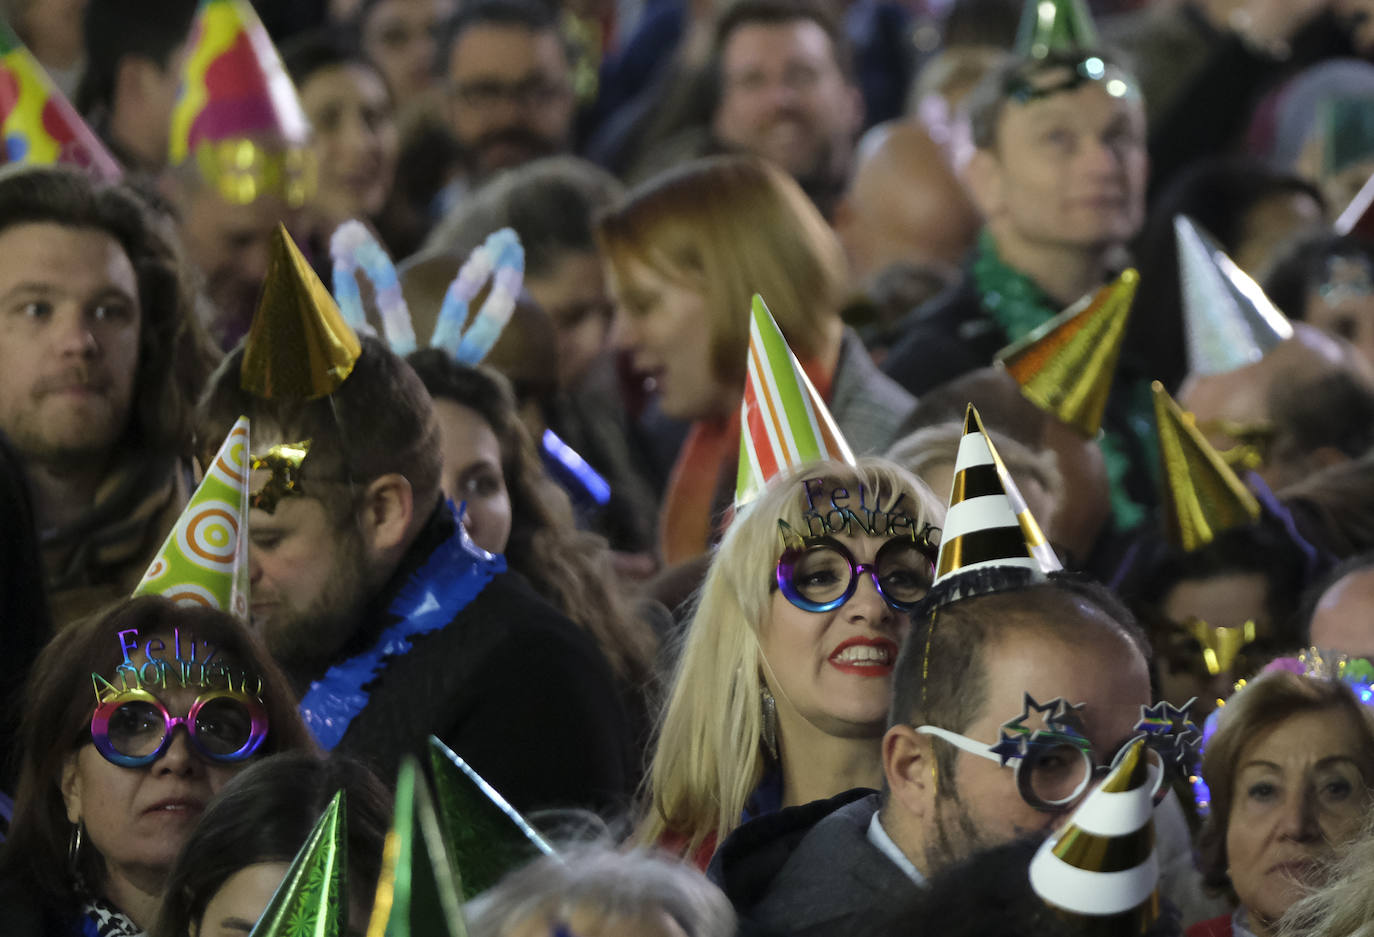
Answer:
[
  {"left": 847, "top": 568, "right": 896, "bottom": 628},
  {"left": 247, "top": 550, "right": 263, "bottom": 586},
  {"left": 55, "top": 308, "right": 99, "bottom": 359},
  {"left": 152, "top": 726, "right": 201, "bottom": 777},
  {"left": 612, "top": 311, "right": 642, "bottom": 354},
  {"left": 1278, "top": 788, "right": 1323, "bottom": 843},
  {"left": 1079, "top": 136, "right": 1125, "bottom": 178}
]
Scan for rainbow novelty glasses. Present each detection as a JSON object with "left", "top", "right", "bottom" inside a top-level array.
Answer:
[
  {"left": 91, "top": 687, "right": 268, "bottom": 769},
  {"left": 775, "top": 533, "right": 937, "bottom": 613}
]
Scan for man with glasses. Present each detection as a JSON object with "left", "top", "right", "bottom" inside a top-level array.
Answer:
[
  {"left": 708, "top": 414, "right": 1209, "bottom": 934},
  {"left": 440, "top": 0, "right": 575, "bottom": 193}
]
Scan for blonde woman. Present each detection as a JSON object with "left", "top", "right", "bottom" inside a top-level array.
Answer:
[
  {"left": 595, "top": 156, "right": 917, "bottom": 567},
  {"left": 638, "top": 457, "right": 944, "bottom": 865}
]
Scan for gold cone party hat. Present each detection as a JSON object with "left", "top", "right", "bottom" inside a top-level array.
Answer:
[
  {"left": 1175, "top": 215, "right": 1294, "bottom": 377},
  {"left": 736, "top": 294, "right": 855, "bottom": 507},
  {"left": 996, "top": 269, "right": 1138, "bottom": 438},
  {"left": 250, "top": 791, "right": 347, "bottom": 937},
  {"left": 1029, "top": 739, "right": 1161, "bottom": 934},
  {"left": 427, "top": 738, "right": 555, "bottom": 900},
  {"left": 132, "top": 416, "right": 250, "bottom": 618},
  {"left": 241, "top": 225, "right": 361, "bottom": 400},
  {"left": 1014, "top": 0, "right": 1100, "bottom": 59},
  {"left": 366, "top": 757, "right": 466, "bottom": 937},
  {"left": 933, "top": 405, "right": 1062, "bottom": 585},
  {"left": 1153, "top": 382, "right": 1261, "bottom": 552}
]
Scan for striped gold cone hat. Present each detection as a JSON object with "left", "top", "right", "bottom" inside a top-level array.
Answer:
[
  {"left": 1153, "top": 382, "right": 1260, "bottom": 552},
  {"left": 1175, "top": 215, "right": 1293, "bottom": 377},
  {"left": 996, "top": 269, "right": 1138, "bottom": 438},
  {"left": 251, "top": 791, "right": 347, "bottom": 937},
  {"left": 132, "top": 416, "right": 250, "bottom": 619},
  {"left": 933, "top": 405, "right": 1062, "bottom": 585},
  {"left": 1029, "top": 739, "right": 1161, "bottom": 934},
  {"left": 736, "top": 294, "right": 856, "bottom": 507}
]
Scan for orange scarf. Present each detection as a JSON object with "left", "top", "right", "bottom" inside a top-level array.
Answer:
[{"left": 658, "top": 358, "right": 833, "bottom": 566}]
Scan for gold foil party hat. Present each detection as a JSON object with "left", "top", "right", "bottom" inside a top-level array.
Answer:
[
  {"left": 996, "top": 269, "right": 1138, "bottom": 438},
  {"left": 241, "top": 224, "right": 361, "bottom": 400},
  {"left": 1153, "top": 382, "right": 1261, "bottom": 551}
]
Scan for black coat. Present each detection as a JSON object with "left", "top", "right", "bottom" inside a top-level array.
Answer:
[{"left": 328, "top": 505, "right": 636, "bottom": 816}]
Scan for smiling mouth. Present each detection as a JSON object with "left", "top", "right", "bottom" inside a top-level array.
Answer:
[
  {"left": 828, "top": 639, "right": 898, "bottom": 675},
  {"left": 144, "top": 798, "right": 205, "bottom": 815}
]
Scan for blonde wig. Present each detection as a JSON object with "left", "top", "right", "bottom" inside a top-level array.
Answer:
[
  {"left": 636, "top": 456, "right": 945, "bottom": 855},
  {"left": 1279, "top": 815, "right": 1374, "bottom": 937},
  {"left": 594, "top": 154, "right": 849, "bottom": 390}
]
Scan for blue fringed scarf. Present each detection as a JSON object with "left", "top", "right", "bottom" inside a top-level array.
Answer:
[{"left": 299, "top": 507, "right": 506, "bottom": 749}]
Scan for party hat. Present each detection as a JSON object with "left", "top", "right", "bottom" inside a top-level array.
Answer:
[
  {"left": 1175, "top": 215, "right": 1294, "bottom": 376},
  {"left": 996, "top": 269, "right": 1138, "bottom": 438},
  {"left": 0, "top": 20, "right": 122, "bottom": 180},
  {"left": 241, "top": 225, "right": 361, "bottom": 400},
  {"left": 1029, "top": 739, "right": 1160, "bottom": 933},
  {"left": 133, "top": 416, "right": 251, "bottom": 618},
  {"left": 249, "top": 791, "right": 347, "bottom": 937},
  {"left": 1152, "top": 382, "right": 1260, "bottom": 552},
  {"left": 366, "top": 757, "right": 466, "bottom": 937},
  {"left": 1335, "top": 170, "right": 1374, "bottom": 240},
  {"left": 427, "top": 738, "right": 555, "bottom": 900},
  {"left": 1014, "top": 0, "right": 1100, "bottom": 59},
  {"left": 934, "top": 405, "right": 1061, "bottom": 585},
  {"left": 736, "top": 295, "right": 856, "bottom": 506},
  {"left": 168, "top": 0, "right": 312, "bottom": 207}
]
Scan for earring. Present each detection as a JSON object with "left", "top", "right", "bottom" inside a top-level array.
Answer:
[
  {"left": 760, "top": 687, "right": 779, "bottom": 762},
  {"left": 68, "top": 821, "right": 87, "bottom": 893}
]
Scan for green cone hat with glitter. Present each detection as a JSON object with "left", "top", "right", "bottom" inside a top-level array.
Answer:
[
  {"left": 736, "top": 294, "right": 855, "bottom": 507},
  {"left": 1014, "top": 0, "right": 1100, "bottom": 58},
  {"left": 249, "top": 791, "right": 347, "bottom": 937},
  {"left": 132, "top": 416, "right": 251, "bottom": 618},
  {"left": 427, "top": 738, "right": 555, "bottom": 900},
  {"left": 1175, "top": 215, "right": 1294, "bottom": 376},
  {"left": 366, "top": 757, "right": 466, "bottom": 937}
]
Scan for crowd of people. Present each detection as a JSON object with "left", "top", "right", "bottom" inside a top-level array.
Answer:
[{"left": 7, "top": 0, "right": 1374, "bottom": 934}]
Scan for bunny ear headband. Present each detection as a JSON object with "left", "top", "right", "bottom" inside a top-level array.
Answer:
[{"left": 330, "top": 220, "right": 525, "bottom": 365}]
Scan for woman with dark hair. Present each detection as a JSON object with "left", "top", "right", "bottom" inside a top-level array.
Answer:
[
  {"left": 1131, "top": 157, "right": 1328, "bottom": 392},
  {"left": 406, "top": 350, "right": 661, "bottom": 745},
  {"left": 0, "top": 597, "right": 317, "bottom": 935},
  {"left": 155, "top": 752, "right": 391, "bottom": 937}
]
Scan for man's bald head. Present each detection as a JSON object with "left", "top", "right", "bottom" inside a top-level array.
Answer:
[{"left": 834, "top": 120, "right": 981, "bottom": 283}]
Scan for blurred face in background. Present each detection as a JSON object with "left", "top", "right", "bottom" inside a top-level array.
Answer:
[
  {"left": 299, "top": 62, "right": 400, "bottom": 225},
  {"left": 525, "top": 249, "right": 614, "bottom": 389},
  {"left": 360, "top": 0, "right": 456, "bottom": 99},
  {"left": 432, "top": 398, "right": 513, "bottom": 554}
]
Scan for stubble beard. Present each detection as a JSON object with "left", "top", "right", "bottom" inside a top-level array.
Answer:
[
  {"left": 924, "top": 785, "right": 992, "bottom": 878},
  {"left": 263, "top": 532, "right": 373, "bottom": 681}
]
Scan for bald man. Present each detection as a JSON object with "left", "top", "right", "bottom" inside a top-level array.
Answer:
[{"left": 833, "top": 120, "right": 982, "bottom": 284}]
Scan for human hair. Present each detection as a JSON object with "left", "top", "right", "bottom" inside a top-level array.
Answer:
[
  {"left": 406, "top": 349, "right": 658, "bottom": 690},
  {"left": 74, "top": 0, "right": 199, "bottom": 115},
  {"left": 1264, "top": 232, "right": 1374, "bottom": 322},
  {"left": 902, "top": 366, "right": 1050, "bottom": 453},
  {"left": 886, "top": 421, "right": 1063, "bottom": 514},
  {"left": 422, "top": 156, "right": 624, "bottom": 278},
  {"left": 712, "top": 0, "right": 853, "bottom": 81},
  {"left": 893, "top": 577, "right": 1149, "bottom": 789},
  {"left": 0, "top": 596, "right": 317, "bottom": 915},
  {"left": 965, "top": 49, "right": 1139, "bottom": 151},
  {"left": 1278, "top": 815, "right": 1374, "bottom": 937},
  {"left": 1295, "top": 551, "right": 1374, "bottom": 647},
  {"left": 636, "top": 457, "right": 944, "bottom": 855},
  {"left": 1283, "top": 455, "right": 1374, "bottom": 560},
  {"left": 1198, "top": 669, "right": 1374, "bottom": 902},
  {"left": 467, "top": 843, "right": 736, "bottom": 937},
  {"left": 198, "top": 336, "right": 441, "bottom": 528},
  {"left": 594, "top": 155, "right": 847, "bottom": 390},
  {"left": 153, "top": 752, "right": 391, "bottom": 937},
  {"left": 0, "top": 165, "right": 215, "bottom": 458},
  {"left": 439, "top": 0, "right": 566, "bottom": 71},
  {"left": 1270, "top": 370, "right": 1374, "bottom": 468},
  {"left": 283, "top": 26, "right": 391, "bottom": 98}
]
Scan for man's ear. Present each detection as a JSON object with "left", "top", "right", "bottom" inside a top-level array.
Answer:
[
  {"left": 357, "top": 473, "right": 415, "bottom": 558},
  {"left": 884, "top": 724, "right": 935, "bottom": 821},
  {"left": 60, "top": 752, "right": 83, "bottom": 824},
  {"left": 962, "top": 148, "right": 1004, "bottom": 221}
]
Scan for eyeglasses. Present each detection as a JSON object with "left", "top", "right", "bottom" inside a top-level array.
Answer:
[
  {"left": 91, "top": 688, "right": 268, "bottom": 768},
  {"left": 450, "top": 75, "right": 569, "bottom": 111},
  {"left": 915, "top": 694, "right": 1199, "bottom": 812},
  {"left": 775, "top": 534, "right": 936, "bottom": 613}
]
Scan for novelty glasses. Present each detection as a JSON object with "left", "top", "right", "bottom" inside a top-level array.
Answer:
[
  {"left": 91, "top": 687, "right": 268, "bottom": 768},
  {"left": 915, "top": 694, "right": 1199, "bottom": 812},
  {"left": 775, "top": 534, "right": 936, "bottom": 613}
]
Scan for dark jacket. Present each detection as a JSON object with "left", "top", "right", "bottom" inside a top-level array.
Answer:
[
  {"left": 880, "top": 273, "right": 1001, "bottom": 399},
  {"left": 327, "top": 504, "right": 636, "bottom": 815},
  {"left": 708, "top": 790, "right": 919, "bottom": 937}
]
